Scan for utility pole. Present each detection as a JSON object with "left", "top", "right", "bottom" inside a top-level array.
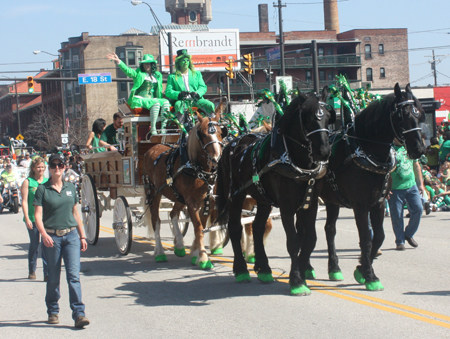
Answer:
[
  {"left": 274, "top": 0, "right": 286, "bottom": 76},
  {"left": 311, "top": 40, "right": 320, "bottom": 94},
  {"left": 14, "top": 79, "right": 21, "bottom": 136},
  {"left": 432, "top": 50, "right": 437, "bottom": 87}
]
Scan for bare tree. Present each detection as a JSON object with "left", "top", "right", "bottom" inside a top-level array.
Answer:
[{"left": 24, "top": 108, "right": 63, "bottom": 150}]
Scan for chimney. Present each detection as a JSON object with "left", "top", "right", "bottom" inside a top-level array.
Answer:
[
  {"left": 324, "top": 0, "right": 339, "bottom": 34},
  {"left": 258, "top": 4, "right": 269, "bottom": 33}
]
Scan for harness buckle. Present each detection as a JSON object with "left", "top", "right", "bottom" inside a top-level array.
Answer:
[{"left": 166, "top": 178, "right": 173, "bottom": 186}]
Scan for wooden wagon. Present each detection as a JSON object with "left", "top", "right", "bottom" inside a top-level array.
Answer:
[{"left": 80, "top": 115, "right": 190, "bottom": 255}]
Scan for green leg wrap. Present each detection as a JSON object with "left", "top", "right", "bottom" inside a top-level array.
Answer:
[
  {"left": 191, "top": 256, "right": 198, "bottom": 265},
  {"left": 211, "top": 247, "right": 223, "bottom": 255},
  {"left": 329, "top": 271, "right": 344, "bottom": 281},
  {"left": 353, "top": 268, "right": 366, "bottom": 284},
  {"left": 155, "top": 254, "right": 167, "bottom": 262},
  {"left": 150, "top": 104, "right": 160, "bottom": 134},
  {"left": 174, "top": 247, "right": 186, "bottom": 257},
  {"left": 235, "top": 272, "right": 251, "bottom": 283},
  {"left": 198, "top": 260, "right": 214, "bottom": 270},
  {"left": 257, "top": 272, "right": 274, "bottom": 283},
  {"left": 246, "top": 254, "right": 256, "bottom": 263},
  {"left": 304, "top": 269, "right": 316, "bottom": 280},
  {"left": 365, "top": 280, "right": 384, "bottom": 291},
  {"left": 290, "top": 284, "right": 311, "bottom": 296}
]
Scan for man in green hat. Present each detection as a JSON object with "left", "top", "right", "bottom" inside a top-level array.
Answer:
[
  {"left": 165, "top": 49, "right": 215, "bottom": 118},
  {"left": 107, "top": 53, "right": 169, "bottom": 134}
]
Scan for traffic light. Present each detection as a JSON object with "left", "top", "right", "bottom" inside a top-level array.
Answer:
[
  {"left": 242, "top": 53, "right": 254, "bottom": 74},
  {"left": 225, "top": 59, "right": 235, "bottom": 79},
  {"left": 27, "top": 76, "right": 34, "bottom": 94}
]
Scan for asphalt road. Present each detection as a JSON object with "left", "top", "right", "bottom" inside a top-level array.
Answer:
[{"left": 1, "top": 201, "right": 450, "bottom": 338}]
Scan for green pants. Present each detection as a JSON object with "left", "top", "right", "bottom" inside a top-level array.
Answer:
[{"left": 173, "top": 98, "right": 215, "bottom": 115}]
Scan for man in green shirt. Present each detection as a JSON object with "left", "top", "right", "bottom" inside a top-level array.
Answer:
[
  {"left": 388, "top": 139, "right": 424, "bottom": 250},
  {"left": 100, "top": 113, "right": 123, "bottom": 150}
]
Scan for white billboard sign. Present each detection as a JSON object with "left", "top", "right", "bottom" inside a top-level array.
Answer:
[{"left": 160, "top": 29, "right": 240, "bottom": 72}]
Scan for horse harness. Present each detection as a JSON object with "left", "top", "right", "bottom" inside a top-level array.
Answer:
[
  {"left": 325, "top": 96, "right": 420, "bottom": 207},
  {"left": 230, "top": 117, "right": 329, "bottom": 210},
  {"left": 146, "top": 119, "right": 224, "bottom": 216}
]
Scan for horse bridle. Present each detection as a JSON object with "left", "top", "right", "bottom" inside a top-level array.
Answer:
[
  {"left": 390, "top": 96, "right": 422, "bottom": 143},
  {"left": 306, "top": 101, "right": 331, "bottom": 137},
  {"left": 196, "top": 119, "right": 224, "bottom": 167}
]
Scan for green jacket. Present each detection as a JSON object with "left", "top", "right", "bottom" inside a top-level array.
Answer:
[
  {"left": 165, "top": 70, "right": 207, "bottom": 101},
  {"left": 117, "top": 60, "right": 163, "bottom": 107}
]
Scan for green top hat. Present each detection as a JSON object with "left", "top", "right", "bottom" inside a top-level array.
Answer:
[
  {"left": 140, "top": 54, "right": 158, "bottom": 64},
  {"left": 175, "top": 49, "right": 191, "bottom": 61}
]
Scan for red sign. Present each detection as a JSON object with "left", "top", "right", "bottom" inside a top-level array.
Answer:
[{"left": 434, "top": 86, "right": 450, "bottom": 123}]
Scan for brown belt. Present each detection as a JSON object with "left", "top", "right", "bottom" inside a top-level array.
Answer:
[{"left": 45, "top": 227, "right": 77, "bottom": 237}]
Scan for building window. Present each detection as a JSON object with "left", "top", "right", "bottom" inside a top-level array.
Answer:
[
  {"left": 65, "top": 59, "right": 71, "bottom": 69},
  {"left": 366, "top": 68, "right": 373, "bottom": 81},
  {"left": 75, "top": 83, "right": 80, "bottom": 95},
  {"left": 119, "top": 51, "right": 125, "bottom": 62},
  {"left": 365, "top": 44, "right": 372, "bottom": 59},
  {"left": 379, "top": 44, "right": 384, "bottom": 55},
  {"left": 73, "top": 55, "right": 79, "bottom": 69},
  {"left": 121, "top": 82, "right": 127, "bottom": 91},
  {"left": 306, "top": 70, "right": 312, "bottom": 81},
  {"left": 137, "top": 51, "right": 142, "bottom": 63},
  {"left": 127, "top": 51, "right": 136, "bottom": 66},
  {"left": 380, "top": 67, "right": 386, "bottom": 78},
  {"left": 318, "top": 47, "right": 324, "bottom": 57},
  {"left": 189, "top": 10, "right": 197, "bottom": 22},
  {"left": 66, "top": 82, "right": 72, "bottom": 96},
  {"left": 319, "top": 70, "right": 326, "bottom": 81}
]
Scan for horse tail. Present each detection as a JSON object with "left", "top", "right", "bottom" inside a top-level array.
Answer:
[
  {"left": 142, "top": 199, "right": 155, "bottom": 240},
  {"left": 214, "top": 146, "right": 231, "bottom": 226}
]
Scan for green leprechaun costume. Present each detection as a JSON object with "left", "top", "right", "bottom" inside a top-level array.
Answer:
[
  {"left": 165, "top": 49, "right": 215, "bottom": 117},
  {"left": 116, "top": 54, "right": 169, "bottom": 134}
]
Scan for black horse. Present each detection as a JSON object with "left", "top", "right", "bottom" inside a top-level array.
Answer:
[
  {"left": 315, "top": 83, "right": 425, "bottom": 291},
  {"left": 216, "top": 88, "right": 335, "bottom": 295}
]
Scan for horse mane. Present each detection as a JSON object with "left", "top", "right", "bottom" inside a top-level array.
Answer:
[
  {"left": 355, "top": 93, "right": 396, "bottom": 139},
  {"left": 187, "top": 122, "right": 201, "bottom": 162},
  {"left": 278, "top": 92, "right": 316, "bottom": 133}
]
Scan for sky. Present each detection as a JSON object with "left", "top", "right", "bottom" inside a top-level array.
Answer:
[{"left": 0, "top": 0, "right": 449, "bottom": 88}]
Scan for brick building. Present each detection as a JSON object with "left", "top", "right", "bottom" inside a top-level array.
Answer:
[{"left": 0, "top": 71, "right": 47, "bottom": 139}]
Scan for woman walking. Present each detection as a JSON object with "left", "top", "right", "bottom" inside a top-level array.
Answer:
[
  {"left": 20, "top": 156, "right": 48, "bottom": 280},
  {"left": 34, "top": 153, "right": 89, "bottom": 328}
]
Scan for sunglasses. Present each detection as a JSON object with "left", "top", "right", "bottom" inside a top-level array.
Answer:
[{"left": 49, "top": 162, "right": 65, "bottom": 169}]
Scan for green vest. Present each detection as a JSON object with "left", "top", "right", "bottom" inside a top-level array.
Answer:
[{"left": 24, "top": 176, "right": 48, "bottom": 222}]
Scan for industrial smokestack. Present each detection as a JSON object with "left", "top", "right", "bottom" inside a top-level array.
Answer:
[
  {"left": 324, "top": 0, "right": 339, "bottom": 33},
  {"left": 258, "top": 4, "right": 269, "bottom": 33}
]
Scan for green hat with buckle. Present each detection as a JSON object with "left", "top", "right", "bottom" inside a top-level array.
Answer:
[
  {"left": 175, "top": 49, "right": 191, "bottom": 61},
  {"left": 140, "top": 54, "right": 158, "bottom": 64}
]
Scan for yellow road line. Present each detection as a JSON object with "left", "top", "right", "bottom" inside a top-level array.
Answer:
[{"left": 98, "top": 225, "right": 450, "bottom": 328}]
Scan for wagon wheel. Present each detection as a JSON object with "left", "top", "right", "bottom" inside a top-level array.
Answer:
[
  {"left": 167, "top": 207, "right": 190, "bottom": 237},
  {"left": 80, "top": 174, "right": 100, "bottom": 245},
  {"left": 113, "top": 196, "right": 133, "bottom": 255}
]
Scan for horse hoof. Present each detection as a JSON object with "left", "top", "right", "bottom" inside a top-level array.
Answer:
[
  {"left": 246, "top": 254, "right": 255, "bottom": 263},
  {"left": 211, "top": 247, "right": 223, "bottom": 255},
  {"left": 174, "top": 247, "right": 186, "bottom": 257},
  {"left": 155, "top": 254, "right": 167, "bottom": 262},
  {"left": 290, "top": 284, "right": 311, "bottom": 296},
  {"left": 191, "top": 256, "right": 198, "bottom": 265},
  {"left": 304, "top": 269, "right": 316, "bottom": 280},
  {"left": 235, "top": 272, "right": 251, "bottom": 283},
  {"left": 353, "top": 268, "right": 365, "bottom": 284},
  {"left": 329, "top": 271, "right": 344, "bottom": 281},
  {"left": 198, "top": 260, "right": 214, "bottom": 270},
  {"left": 365, "top": 280, "right": 384, "bottom": 291},
  {"left": 257, "top": 273, "right": 274, "bottom": 283}
]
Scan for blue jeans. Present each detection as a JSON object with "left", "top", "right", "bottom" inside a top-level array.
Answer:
[
  {"left": 42, "top": 229, "right": 85, "bottom": 320},
  {"left": 27, "top": 222, "right": 48, "bottom": 276},
  {"left": 388, "top": 185, "right": 422, "bottom": 245}
]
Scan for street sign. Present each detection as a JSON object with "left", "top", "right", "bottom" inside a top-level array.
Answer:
[
  {"left": 61, "top": 133, "right": 68, "bottom": 145},
  {"left": 16, "top": 134, "right": 24, "bottom": 140},
  {"left": 267, "top": 46, "right": 281, "bottom": 62},
  {"left": 78, "top": 73, "right": 112, "bottom": 85}
]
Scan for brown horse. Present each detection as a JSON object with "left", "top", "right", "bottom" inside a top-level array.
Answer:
[{"left": 143, "top": 112, "right": 227, "bottom": 269}]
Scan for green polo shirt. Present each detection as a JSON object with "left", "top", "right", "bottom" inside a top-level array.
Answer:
[
  {"left": 100, "top": 123, "right": 117, "bottom": 145},
  {"left": 33, "top": 180, "right": 78, "bottom": 229}
]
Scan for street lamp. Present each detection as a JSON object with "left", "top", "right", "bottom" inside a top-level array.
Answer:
[
  {"left": 33, "top": 50, "right": 67, "bottom": 134},
  {"left": 130, "top": 0, "right": 173, "bottom": 72}
]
